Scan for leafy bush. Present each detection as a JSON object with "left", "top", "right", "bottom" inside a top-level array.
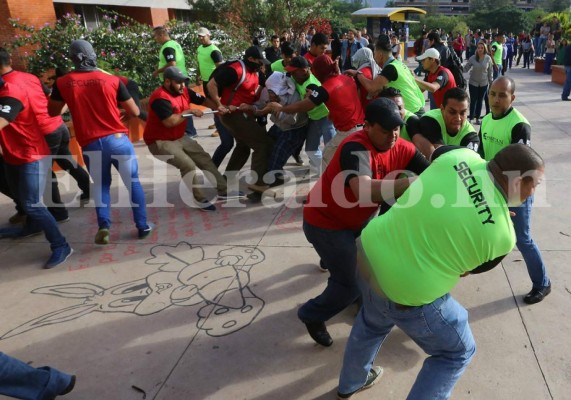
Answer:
[{"left": 8, "top": 10, "right": 249, "bottom": 97}]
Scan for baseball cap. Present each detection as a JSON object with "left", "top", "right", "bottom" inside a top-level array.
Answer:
[
  {"left": 244, "top": 46, "right": 270, "bottom": 65},
  {"left": 197, "top": 27, "right": 211, "bottom": 37},
  {"left": 416, "top": 48, "right": 441, "bottom": 61},
  {"left": 365, "top": 98, "right": 404, "bottom": 131},
  {"left": 163, "top": 66, "right": 189, "bottom": 82},
  {"left": 285, "top": 56, "right": 310, "bottom": 72}
]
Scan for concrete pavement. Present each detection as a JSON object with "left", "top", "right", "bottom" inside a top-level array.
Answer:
[{"left": 0, "top": 64, "right": 569, "bottom": 400}]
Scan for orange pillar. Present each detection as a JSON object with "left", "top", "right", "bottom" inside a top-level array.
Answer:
[{"left": 0, "top": 0, "right": 57, "bottom": 70}]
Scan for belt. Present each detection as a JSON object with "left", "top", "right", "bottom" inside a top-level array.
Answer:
[{"left": 113, "top": 133, "right": 126, "bottom": 138}]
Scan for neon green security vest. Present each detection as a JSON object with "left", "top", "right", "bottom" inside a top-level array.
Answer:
[
  {"left": 296, "top": 73, "right": 329, "bottom": 121},
  {"left": 361, "top": 148, "right": 515, "bottom": 306},
  {"left": 386, "top": 59, "right": 425, "bottom": 113},
  {"left": 159, "top": 39, "right": 186, "bottom": 80},
  {"left": 491, "top": 41, "right": 503, "bottom": 66},
  {"left": 400, "top": 110, "right": 414, "bottom": 142},
  {"left": 423, "top": 109, "right": 476, "bottom": 146},
  {"left": 270, "top": 59, "right": 286, "bottom": 73},
  {"left": 480, "top": 108, "right": 529, "bottom": 161},
  {"left": 197, "top": 43, "right": 221, "bottom": 82}
]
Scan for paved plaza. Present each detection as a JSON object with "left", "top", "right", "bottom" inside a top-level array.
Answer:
[{"left": 0, "top": 65, "right": 570, "bottom": 399}]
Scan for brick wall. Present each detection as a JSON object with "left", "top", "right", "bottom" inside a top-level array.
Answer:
[
  {"left": 0, "top": 0, "right": 57, "bottom": 70},
  {"left": 115, "top": 6, "right": 169, "bottom": 27}
]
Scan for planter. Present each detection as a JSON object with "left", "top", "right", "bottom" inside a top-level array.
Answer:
[
  {"left": 534, "top": 58, "right": 544, "bottom": 73},
  {"left": 551, "top": 65, "right": 565, "bottom": 86}
]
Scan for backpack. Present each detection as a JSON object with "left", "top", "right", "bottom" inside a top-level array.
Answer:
[
  {"left": 443, "top": 47, "right": 467, "bottom": 89},
  {"left": 208, "top": 60, "right": 247, "bottom": 102}
]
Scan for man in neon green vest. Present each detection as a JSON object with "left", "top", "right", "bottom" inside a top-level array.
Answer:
[
  {"left": 417, "top": 88, "right": 479, "bottom": 158},
  {"left": 152, "top": 26, "right": 197, "bottom": 138},
  {"left": 196, "top": 27, "right": 225, "bottom": 139},
  {"left": 345, "top": 34, "right": 426, "bottom": 117},
  {"left": 152, "top": 26, "right": 186, "bottom": 80},
  {"left": 479, "top": 76, "right": 551, "bottom": 304},
  {"left": 337, "top": 144, "right": 545, "bottom": 399},
  {"left": 490, "top": 32, "right": 505, "bottom": 80}
]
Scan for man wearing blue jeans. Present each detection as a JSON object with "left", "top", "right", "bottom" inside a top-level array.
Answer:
[
  {"left": 49, "top": 40, "right": 151, "bottom": 245},
  {"left": 0, "top": 76, "right": 73, "bottom": 269},
  {"left": 338, "top": 145, "right": 544, "bottom": 399},
  {"left": 480, "top": 76, "right": 551, "bottom": 304},
  {"left": 0, "top": 352, "right": 75, "bottom": 399}
]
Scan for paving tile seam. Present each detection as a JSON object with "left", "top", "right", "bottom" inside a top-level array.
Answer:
[{"left": 500, "top": 263, "right": 555, "bottom": 399}]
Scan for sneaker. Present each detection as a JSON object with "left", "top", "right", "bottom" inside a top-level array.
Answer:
[
  {"left": 95, "top": 228, "right": 110, "bottom": 245},
  {"left": 8, "top": 212, "right": 27, "bottom": 225},
  {"left": 196, "top": 199, "right": 217, "bottom": 212},
  {"left": 138, "top": 223, "right": 154, "bottom": 239},
  {"left": 293, "top": 154, "right": 304, "bottom": 166},
  {"left": 208, "top": 124, "right": 216, "bottom": 129},
  {"left": 248, "top": 183, "right": 270, "bottom": 193},
  {"left": 56, "top": 215, "right": 70, "bottom": 224},
  {"left": 45, "top": 244, "right": 73, "bottom": 269},
  {"left": 211, "top": 130, "right": 219, "bottom": 137},
  {"left": 337, "top": 366, "right": 384, "bottom": 399},
  {"left": 79, "top": 192, "right": 90, "bottom": 206},
  {"left": 217, "top": 190, "right": 247, "bottom": 200},
  {"left": 523, "top": 283, "right": 551, "bottom": 304}
]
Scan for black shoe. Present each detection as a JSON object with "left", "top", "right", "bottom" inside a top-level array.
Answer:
[
  {"left": 301, "top": 320, "right": 333, "bottom": 347},
  {"left": 269, "top": 176, "right": 285, "bottom": 188},
  {"left": 523, "top": 283, "right": 551, "bottom": 304},
  {"left": 337, "top": 366, "right": 384, "bottom": 399},
  {"left": 60, "top": 375, "right": 76, "bottom": 396},
  {"left": 562, "top": 98, "right": 571, "bottom": 101}
]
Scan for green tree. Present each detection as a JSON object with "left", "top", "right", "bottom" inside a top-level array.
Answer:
[
  {"left": 544, "top": 0, "right": 571, "bottom": 12},
  {"left": 467, "top": 5, "right": 528, "bottom": 34}
]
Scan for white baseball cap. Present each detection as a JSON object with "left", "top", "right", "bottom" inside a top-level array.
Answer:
[
  {"left": 197, "top": 27, "right": 211, "bottom": 37},
  {"left": 416, "top": 48, "right": 441, "bottom": 61}
]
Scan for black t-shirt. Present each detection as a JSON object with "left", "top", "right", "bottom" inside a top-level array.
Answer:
[
  {"left": 380, "top": 63, "right": 398, "bottom": 82},
  {"left": 405, "top": 113, "right": 421, "bottom": 137},
  {"left": 306, "top": 84, "right": 329, "bottom": 106},
  {"left": 162, "top": 47, "right": 176, "bottom": 63},
  {"left": 51, "top": 79, "right": 131, "bottom": 103},
  {"left": 0, "top": 96, "right": 23, "bottom": 122},
  {"left": 340, "top": 141, "right": 429, "bottom": 185},
  {"left": 420, "top": 115, "right": 479, "bottom": 148}
]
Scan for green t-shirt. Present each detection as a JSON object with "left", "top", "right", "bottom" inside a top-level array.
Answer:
[
  {"left": 361, "top": 148, "right": 515, "bottom": 306},
  {"left": 423, "top": 109, "right": 477, "bottom": 148},
  {"left": 491, "top": 41, "right": 503, "bottom": 66},
  {"left": 296, "top": 73, "right": 329, "bottom": 121},
  {"left": 159, "top": 39, "right": 186, "bottom": 81},
  {"left": 270, "top": 59, "right": 286, "bottom": 73},
  {"left": 386, "top": 59, "right": 426, "bottom": 113},
  {"left": 197, "top": 43, "right": 221, "bottom": 82},
  {"left": 480, "top": 108, "right": 529, "bottom": 161}
]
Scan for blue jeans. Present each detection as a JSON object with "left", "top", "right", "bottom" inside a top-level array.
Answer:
[
  {"left": 0, "top": 352, "right": 73, "bottom": 400},
  {"left": 4, "top": 158, "right": 67, "bottom": 250},
  {"left": 305, "top": 117, "right": 335, "bottom": 173},
  {"left": 536, "top": 37, "right": 546, "bottom": 57},
  {"left": 509, "top": 196, "right": 550, "bottom": 289},
  {"left": 428, "top": 92, "right": 436, "bottom": 110},
  {"left": 563, "top": 66, "right": 571, "bottom": 100},
  {"left": 339, "top": 277, "right": 476, "bottom": 399},
  {"left": 82, "top": 134, "right": 148, "bottom": 230},
  {"left": 211, "top": 114, "right": 235, "bottom": 167},
  {"left": 298, "top": 221, "right": 361, "bottom": 322},
  {"left": 544, "top": 53, "right": 555, "bottom": 74},
  {"left": 468, "top": 84, "right": 488, "bottom": 119}
]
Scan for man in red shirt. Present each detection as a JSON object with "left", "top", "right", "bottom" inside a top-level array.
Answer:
[
  {"left": 144, "top": 67, "right": 244, "bottom": 211},
  {"left": 207, "top": 46, "right": 275, "bottom": 192},
  {"left": 48, "top": 40, "right": 151, "bottom": 245},
  {"left": 415, "top": 48, "right": 456, "bottom": 109},
  {"left": 0, "top": 76, "right": 73, "bottom": 269},
  {"left": 297, "top": 98, "right": 429, "bottom": 346},
  {"left": 0, "top": 48, "right": 91, "bottom": 227},
  {"left": 304, "top": 33, "right": 329, "bottom": 69},
  {"left": 267, "top": 55, "right": 365, "bottom": 169}
]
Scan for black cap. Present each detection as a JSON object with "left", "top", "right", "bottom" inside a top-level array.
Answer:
[
  {"left": 163, "top": 66, "right": 189, "bottom": 82},
  {"left": 285, "top": 56, "right": 310, "bottom": 72},
  {"left": 244, "top": 46, "right": 270, "bottom": 65},
  {"left": 365, "top": 98, "right": 404, "bottom": 131}
]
